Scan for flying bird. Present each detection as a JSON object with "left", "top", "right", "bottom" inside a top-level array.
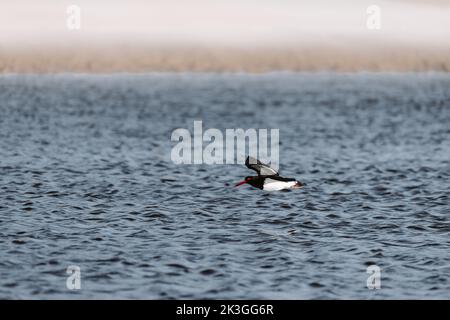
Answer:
[{"left": 235, "top": 156, "right": 303, "bottom": 191}]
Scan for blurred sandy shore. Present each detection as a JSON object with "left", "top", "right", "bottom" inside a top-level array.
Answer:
[
  {"left": 2, "top": 0, "right": 449, "bottom": 73},
  {"left": 2, "top": 43, "right": 450, "bottom": 73}
]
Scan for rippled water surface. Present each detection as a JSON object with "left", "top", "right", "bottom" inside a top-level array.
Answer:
[{"left": 1, "top": 73, "right": 449, "bottom": 299}]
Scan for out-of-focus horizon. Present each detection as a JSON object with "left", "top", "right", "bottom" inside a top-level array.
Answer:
[{"left": 1, "top": 0, "right": 450, "bottom": 72}]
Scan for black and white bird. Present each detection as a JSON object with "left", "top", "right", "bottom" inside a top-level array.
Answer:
[{"left": 235, "top": 156, "right": 303, "bottom": 191}]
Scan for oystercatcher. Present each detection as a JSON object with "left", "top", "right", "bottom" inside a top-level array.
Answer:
[{"left": 235, "top": 156, "right": 303, "bottom": 191}]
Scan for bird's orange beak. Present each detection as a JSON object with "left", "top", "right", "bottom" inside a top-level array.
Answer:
[{"left": 235, "top": 180, "right": 247, "bottom": 187}]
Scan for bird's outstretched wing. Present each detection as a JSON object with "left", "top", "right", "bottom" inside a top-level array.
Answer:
[{"left": 245, "top": 156, "right": 278, "bottom": 176}]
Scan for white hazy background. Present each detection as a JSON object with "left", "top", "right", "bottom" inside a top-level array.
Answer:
[{"left": 1, "top": 0, "right": 449, "bottom": 71}]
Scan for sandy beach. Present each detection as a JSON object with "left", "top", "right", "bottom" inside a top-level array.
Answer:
[
  {"left": 1, "top": 0, "right": 449, "bottom": 73},
  {"left": 2, "top": 43, "right": 450, "bottom": 73}
]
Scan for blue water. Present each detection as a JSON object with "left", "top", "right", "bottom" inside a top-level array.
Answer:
[{"left": 0, "top": 73, "right": 449, "bottom": 299}]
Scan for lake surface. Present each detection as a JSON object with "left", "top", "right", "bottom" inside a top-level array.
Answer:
[{"left": 0, "top": 73, "right": 449, "bottom": 299}]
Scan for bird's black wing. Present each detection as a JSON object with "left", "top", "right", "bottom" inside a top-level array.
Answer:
[
  {"left": 269, "top": 176, "right": 296, "bottom": 182},
  {"left": 245, "top": 156, "right": 278, "bottom": 176}
]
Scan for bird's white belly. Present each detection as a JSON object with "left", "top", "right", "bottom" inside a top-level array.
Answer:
[{"left": 263, "top": 181, "right": 297, "bottom": 191}]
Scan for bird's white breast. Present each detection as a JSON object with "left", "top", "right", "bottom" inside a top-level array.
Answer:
[{"left": 263, "top": 180, "right": 298, "bottom": 191}]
